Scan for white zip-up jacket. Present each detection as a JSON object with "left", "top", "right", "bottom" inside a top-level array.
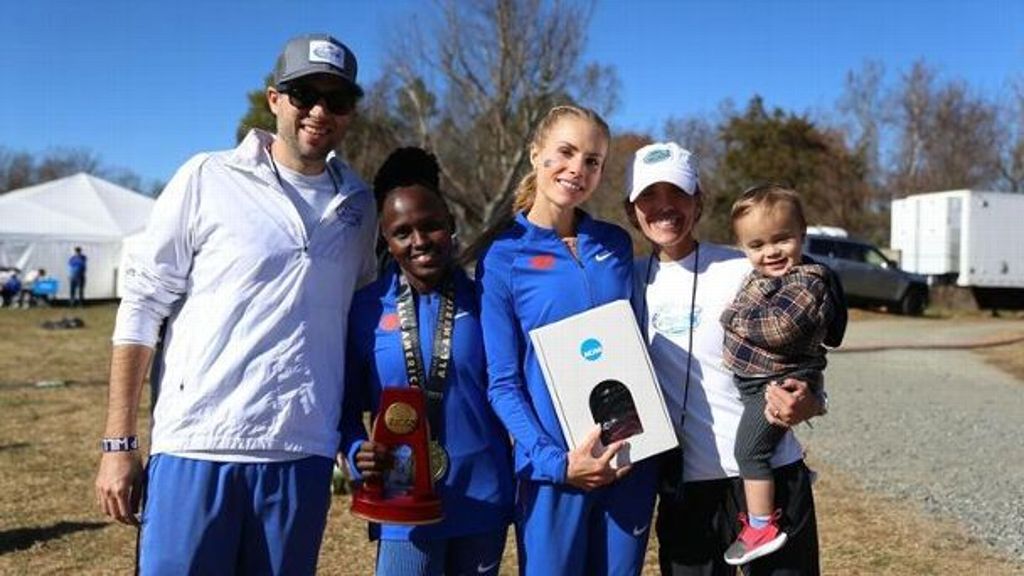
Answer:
[{"left": 113, "top": 129, "right": 377, "bottom": 459}]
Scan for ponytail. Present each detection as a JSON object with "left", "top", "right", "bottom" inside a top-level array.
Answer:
[
  {"left": 462, "top": 104, "right": 610, "bottom": 265},
  {"left": 512, "top": 171, "right": 538, "bottom": 214}
]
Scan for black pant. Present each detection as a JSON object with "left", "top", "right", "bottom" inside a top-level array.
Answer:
[
  {"left": 734, "top": 370, "right": 822, "bottom": 481},
  {"left": 656, "top": 458, "right": 820, "bottom": 576}
]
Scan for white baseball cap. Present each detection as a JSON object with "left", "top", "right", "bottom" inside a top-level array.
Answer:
[{"left": 626, "top": 142, "right": 701, "bottom": 202}]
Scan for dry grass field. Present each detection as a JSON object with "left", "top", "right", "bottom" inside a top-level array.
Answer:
[
  {"left": 1, "top": 304, "right": 1022, "bottom": 575},
  {"left": 978, "top": 341, "right": 1024, "bottom": 382}
]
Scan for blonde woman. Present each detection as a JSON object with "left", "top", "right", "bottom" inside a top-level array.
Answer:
[{"left": 476, "top": 106, "right": 658, "bottom": 575}]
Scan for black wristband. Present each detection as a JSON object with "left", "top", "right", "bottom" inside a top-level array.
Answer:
[{"left": 101, "top": 436, "right": 139, "bottom": 452}]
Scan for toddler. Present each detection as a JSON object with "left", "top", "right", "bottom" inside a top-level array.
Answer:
[{"left": 720, "top": 184, "right": 846, "bottom": 565}]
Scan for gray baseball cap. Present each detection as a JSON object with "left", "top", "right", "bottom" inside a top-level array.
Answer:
[{"left": 273, "top": 34, "right": 363, "bottom": 96}]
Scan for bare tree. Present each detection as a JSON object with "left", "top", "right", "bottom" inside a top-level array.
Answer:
[
  {"left": 886, "top": 61, "right": 1004, "bottom": 195},
  {"left": 889, "top": 60, "right": 935, "bottom": 195},
  {"left": 924, "top": 81, "right": 1002, "bottom": 189},
  {"left": 664, "top": 110, "right": 730, "bottom": 192},
  {"left": 838, "top": 60, "right": 886, "bottom": 185},
  {"left": 339, "top": 76, "right": 409, "bottom": 182},
  {"left": 0, "top": 147, "right": 121, "bottom": 194},
  {"left": 664, "top": 116, "right": 724, "bottom": 181},
  {"left": 0, "top": 148, "right": 34, "bottom": 194},
  {"left": 998, "top": 77, "right": 1024, "bottom": 192},
  {"left": 387, "top": 0, "right": 618, "bottom": 240},
  {"left": 35, "top": 148, "right": 102, "bottom": 183}
]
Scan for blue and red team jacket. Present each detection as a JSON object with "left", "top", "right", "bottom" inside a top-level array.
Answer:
[
  {"left": 475, "top": 211, "right": 634, "bottom": 483},
  {"left": 342, "top": 263, "right": 514, "bottom": 541}
]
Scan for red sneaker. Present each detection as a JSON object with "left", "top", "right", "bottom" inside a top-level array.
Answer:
[{"left": 724, "top": 511, "right": 788, "bottom": 565}]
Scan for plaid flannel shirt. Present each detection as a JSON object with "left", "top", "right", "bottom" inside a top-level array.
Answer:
[{"left": 721, "top": 262, "right": 838, "bottom": 378}]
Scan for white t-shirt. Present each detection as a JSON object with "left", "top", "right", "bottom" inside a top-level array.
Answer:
[
  {"left": 632, "top": 242, "right": 804, "bottom": 482},
  {"left": 275, "top": 162, "right": 341, "bottom": 237}
]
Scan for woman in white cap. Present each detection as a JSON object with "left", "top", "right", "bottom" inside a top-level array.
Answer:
[{"left": 624, "top": 142, "right": 825, "bottom": 576}]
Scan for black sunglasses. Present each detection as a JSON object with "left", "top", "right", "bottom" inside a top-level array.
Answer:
[{"left": 279, "top": 84, "right": 357, "bottom": 115}]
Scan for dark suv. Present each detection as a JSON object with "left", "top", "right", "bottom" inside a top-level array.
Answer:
[{"left": 804, "top": 234, "right": 929, "bottom": 315}]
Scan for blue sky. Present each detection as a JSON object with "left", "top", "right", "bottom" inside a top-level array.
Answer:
[{"left": 3, "top": 0, "right": 1022, "bottom": 186}]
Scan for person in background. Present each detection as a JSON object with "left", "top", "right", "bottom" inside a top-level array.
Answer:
[
  {"left": 68, "top": 246, "right": 87, "bottom": 307},
  {"left": 94, "top": 33, "right": 377, "bottom": 575},
  {"left": 342, "top": 147, "right": 514, "bottom": 576},
  {"left": 19, "top": 268, "right": 52, "bottom": 307},
  {"left": 624, "top": 142, "right": 826, "bottom": 576},
  {"left": 1, "top": 270, "right": 20, "bottom": 308},
  {"left": 476, "top": 105, "right": 658, "bottom": 575}
]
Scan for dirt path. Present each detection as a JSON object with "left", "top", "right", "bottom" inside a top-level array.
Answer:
[
  {"left": 840, "top": 316, "right": 1024, "bottom": 351},
  {"left": 804, "top": 316, "right": 1024, "bottom": 560}
]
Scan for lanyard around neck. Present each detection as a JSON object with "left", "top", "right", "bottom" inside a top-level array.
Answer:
[
  {"left": 640, "top": 242, "right": 699, "bottom": 438},
  {"left": 395, "top": 273, "right": 456, "bottom": 438},
  {"left": 641, "top": 242, "right": 700, "bottom": 494}
]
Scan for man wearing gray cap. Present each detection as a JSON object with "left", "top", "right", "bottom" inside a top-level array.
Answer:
[{"left": 94, "top": 34, "right": 376, "bottom": 574}]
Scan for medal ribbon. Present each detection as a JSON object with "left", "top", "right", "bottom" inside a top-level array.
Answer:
[{"left": 395, "top": 273, "right": 456, "bottom": 441}]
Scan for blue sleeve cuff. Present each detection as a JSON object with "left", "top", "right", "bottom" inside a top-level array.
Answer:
[
  {"left": 531, "top": 442, "right": 569, "bottom": 484},
  {"left": 345, "top": 439, "right": 365, "bottom": 482},
  {"left": 546, "top": 447, "right": 569, "bottom": 484}
]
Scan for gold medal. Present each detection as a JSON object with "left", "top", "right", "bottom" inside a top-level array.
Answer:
[
  {"left": 383, "top": 402, "right": 418, "bottom": 434},
  {"left": 428, "top": 440, "right": 449, "bottom": 482}
]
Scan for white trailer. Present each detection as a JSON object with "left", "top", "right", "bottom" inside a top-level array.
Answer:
[{"left": 891, "top": 190, "right": 1024, "bottom": 308}]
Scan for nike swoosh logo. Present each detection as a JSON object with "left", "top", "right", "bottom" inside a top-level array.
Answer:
[
  {"left": 477, "top": 560, "right": 499, "bottom": 573},
  {"left": 595, "top": 251, "right": 614, "bottom": 262},
  {"left": 454, "top": 311, "right": 470, "bottom": 320},
  {"left": 632, "top": 524, "right": 649, "bottom": 537}
]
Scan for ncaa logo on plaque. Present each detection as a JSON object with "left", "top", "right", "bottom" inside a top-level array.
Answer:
[{"left": 580, "top": 338, "right": 603, "bottom": 361}]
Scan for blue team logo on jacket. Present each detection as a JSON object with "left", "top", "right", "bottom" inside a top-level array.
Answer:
[
  {"left": 336, "top": 204, "right": 363, "bottom": 227},
  {"left": 580, "top": 338, "right": 603, "bottom": 361}
]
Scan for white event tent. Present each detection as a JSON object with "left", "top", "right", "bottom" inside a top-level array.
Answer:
[{"left": 0, "top": 173, "right": 155, "bottom": 300}]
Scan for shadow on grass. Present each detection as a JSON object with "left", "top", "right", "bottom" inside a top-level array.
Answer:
[
  {"left": 0, "top": 442, "right": 30, "bottom": 452},
  {"left": 0, "top": 521, "right": 108, "bottom": 555}
]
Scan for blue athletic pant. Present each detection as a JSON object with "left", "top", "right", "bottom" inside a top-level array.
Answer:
[
  {"left": 375, "top": 529, "right": 508, "bottom": 576},
  {"left": 516, "top": 459, "right": 657, "bottom": 576},
  {"left": 138, "top": 454, "right": 333, "bottom": 576}
]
